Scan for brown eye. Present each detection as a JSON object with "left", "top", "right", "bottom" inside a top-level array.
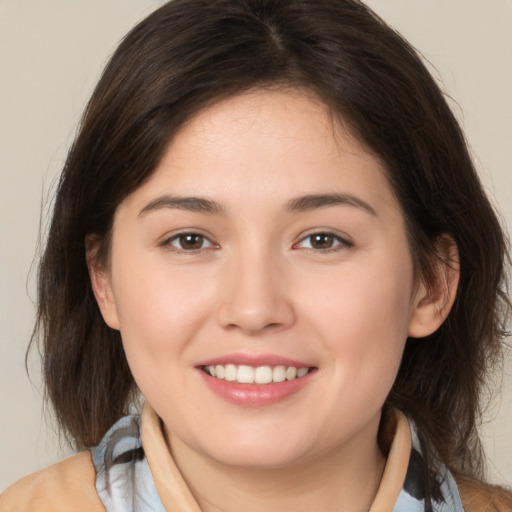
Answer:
[
  {"left": 179, "top": 234, "right": 204, "bottom": 249},
  {"left": 167, "top": 233, "right": 213, "bottom": 251},
  {"left": 295, "top": 232, "right": 351, "bottom": 251},
  {"left": 309, "top": 233, "right": 335, "bottom": 249}
]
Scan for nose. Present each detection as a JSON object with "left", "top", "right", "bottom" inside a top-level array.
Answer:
[{"left": 216, "top": 249, "right": 296, "bottom": 336}]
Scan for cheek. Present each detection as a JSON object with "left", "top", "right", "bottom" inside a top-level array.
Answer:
[
  {"left": 110, "top": 258, "right": 214, "bottom": 368},
  {"left": 111, "top": 276, "right": 205, "bottom": 409},
  {"left": 302, "top": 255, "right": 413, "bottom": 379},
  {"left": 306, "top": 258, "right": 412, "bottom": 331},
  {"left": 294, "top": 260, "right": 412, "bottom": 448}
]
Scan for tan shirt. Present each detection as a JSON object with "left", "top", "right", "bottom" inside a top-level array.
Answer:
[{"left": 1, "top": 405, "right": 510, "bottom": 511}]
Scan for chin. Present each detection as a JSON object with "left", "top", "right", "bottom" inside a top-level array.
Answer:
[
  {"left": 196, "top": 432, "right": 312, "bottom": 470},
  {"left": 210, "top": 447, "right": 308, "bottom": 470}
]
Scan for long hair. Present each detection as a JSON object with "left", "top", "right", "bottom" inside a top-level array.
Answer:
[{"left": 31, "top": 0, "right": 510, "bottom": 507}]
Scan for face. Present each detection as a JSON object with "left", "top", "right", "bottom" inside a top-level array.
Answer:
[{"left": 92, "top": 89, "right": 437, "bottom": 470}]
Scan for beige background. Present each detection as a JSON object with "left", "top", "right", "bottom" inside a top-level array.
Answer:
[{"left": 0, "top": 0, "right": 511, "bottom": 491}]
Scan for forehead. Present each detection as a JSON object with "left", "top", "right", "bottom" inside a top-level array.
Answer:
[{"left": 119, "top": 88, "right": 400, "bottom": 219}]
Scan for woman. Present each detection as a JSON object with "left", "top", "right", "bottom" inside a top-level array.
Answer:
[{"left": 1, "top": 0, "right": 511, "bottom": 510}]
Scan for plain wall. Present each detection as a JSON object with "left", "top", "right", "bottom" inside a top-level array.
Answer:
[{"left": 1, "top": 0, "right": 511, "bottom": 491}]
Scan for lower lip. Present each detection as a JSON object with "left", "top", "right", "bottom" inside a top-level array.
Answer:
[{"left": 198, "top": 369, "right": 315, "bottom": 407}]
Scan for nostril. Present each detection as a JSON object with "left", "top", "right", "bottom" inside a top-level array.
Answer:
[{"left": 216, "top": 280, "right": 296, "bottom": 334}]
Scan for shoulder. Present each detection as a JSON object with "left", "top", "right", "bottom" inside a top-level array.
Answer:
[
  {"left": 0, "top": 450, "right": 104, "bottom": 512},
  {"left": 457, "top": 475, "right": 512, "bottom": 512}
]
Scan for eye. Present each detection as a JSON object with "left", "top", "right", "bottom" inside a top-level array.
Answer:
[
  {"left": 295, "top": 232, "right": 352, "bottom": 251},
  {"left": 165, "top": 232, "right": 215, "bottom": 251}
]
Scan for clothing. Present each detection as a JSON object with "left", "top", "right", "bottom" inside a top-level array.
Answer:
[{"left": 1, "top": 404, "right": 509, "bottom": 511}]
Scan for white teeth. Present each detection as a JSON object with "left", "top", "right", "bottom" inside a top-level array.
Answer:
[
  {"left": 205, "top": 364, "right": 311, "bottom": 384},
  {"left": 272, "top": 365, "right": 286, "bottom": 383},
  {"left": 215, "top": 365, "right": 225, "bottom": 379},
  {"left": 237, "top": 365, "right": 255, "bottom": 383},
  {"left": 224, "top": 364, "right": 237, "bottom": 381},
  {"left": 297, "top": 367, "right": 309, "bottom": 378},
  {"left": 286, "top": 366, "right": 297, "bottom": 380},
  {"left": 255, "top": 366, "right": 273, "bottom": 384}
]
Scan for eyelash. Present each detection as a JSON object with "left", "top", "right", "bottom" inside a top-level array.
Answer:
[
  {"left": 162, "top": 231, "right": 352, "bottom": 253},
  {"left": 162, "top": 232, "right": 217, "bottom": 253},
  {"left": 294, "top": 232, "right": 353, "bottom": 253}
]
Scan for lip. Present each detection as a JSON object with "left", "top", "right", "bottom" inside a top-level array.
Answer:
[
  {"left": 197, "top": 353, "right": 313, "bottom": 368},
  {"left": 196, "top": 353, "right": 317, "bottom": 407}
]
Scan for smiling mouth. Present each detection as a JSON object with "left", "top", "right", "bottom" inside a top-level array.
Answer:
[{"left": 201, "top": 364, "right": 314, "bottom": 385}]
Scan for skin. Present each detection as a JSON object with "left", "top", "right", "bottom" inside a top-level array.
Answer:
[{"left": 90, "top": 89, "right": 458, "bottom": 511}]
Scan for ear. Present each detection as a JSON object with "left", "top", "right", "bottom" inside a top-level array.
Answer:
[
  {"left": 85, "top": 235, "right": 120, "bottom": 330},
  {"left": 408, "top": 235, "right": 460, "bottom": 338}
]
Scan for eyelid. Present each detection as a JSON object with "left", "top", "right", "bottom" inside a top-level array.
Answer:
[
  {"left": 160, "top": 229, "right": 219, "bottom": 253},
  {"left": 293, "top": 230, "right": 353, "bottom": 251}
]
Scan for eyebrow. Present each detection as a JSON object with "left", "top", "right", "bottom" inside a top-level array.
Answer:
[
  {"left": 286, "top": 193, "right": 377, "bottom": 216},
  {"left": 139, "top": 195, "right": 225, "bottom": 217},
  {"left": 138, "top": 192, "right": 377, "bottom": 218}
]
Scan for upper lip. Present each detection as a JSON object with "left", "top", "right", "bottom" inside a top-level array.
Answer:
[{"left": 197, "top": 353, "right": 315, "bottom": 368}]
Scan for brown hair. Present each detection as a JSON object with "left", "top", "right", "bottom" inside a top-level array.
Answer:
[{"left": 31, "top": 0, "right": 510, "bottom": 507}]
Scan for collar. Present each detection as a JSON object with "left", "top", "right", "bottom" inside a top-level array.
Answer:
[{"left": 90, "top": 403, "right": 464, "bottom": 512}]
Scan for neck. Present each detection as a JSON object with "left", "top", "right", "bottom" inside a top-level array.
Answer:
[{"left": 167, "top": 416, "right": 386, "bottom": 512}]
